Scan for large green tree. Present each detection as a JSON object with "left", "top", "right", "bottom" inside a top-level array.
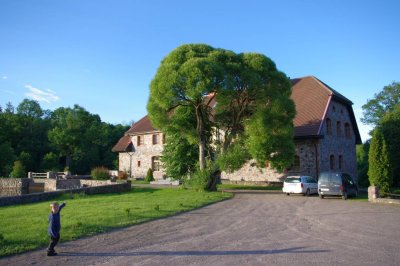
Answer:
[
  {"left": 362, "top": 81, "right": 400, "bottom": 126},
  {"left": 148, "top": 44, "right": 295, "bottom": 189},
  {"left": 148, "top": 44, "right": 224, "bottom": 171}
]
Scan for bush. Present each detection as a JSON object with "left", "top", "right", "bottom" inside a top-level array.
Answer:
[
  {"left": 368, "top": 129, "right": 392, "bottom": 195},
  {"left": 11, "top": 161, "right": 26, "bottom": 178},
  {"left": 187, "top": 167, "right": 213, "bottom": 191},
  {"left": 145, "top": 168, "right": 154, "bottom": 182},
  {"left": 91, "top": 167, "right": 110, "bottom": 180}
]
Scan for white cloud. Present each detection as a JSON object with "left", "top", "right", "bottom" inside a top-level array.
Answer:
[
  {"left": 1, "top": 76, "right": 7, "bottom": 80},
  {"left": 24, "top": 84, "right": 60, "bottom": 103}
]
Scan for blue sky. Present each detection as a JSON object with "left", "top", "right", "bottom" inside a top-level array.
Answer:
[{"left": 1, "top": 0, "right": 399, "bottom": 142}]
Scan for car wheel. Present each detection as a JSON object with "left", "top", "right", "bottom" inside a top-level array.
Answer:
[
  {"left": 342, "top": 191, "right": 348, "bottom": 200},
  {"left": 305, "top": 189, "right": 311, "bottom": 197},
  {"left": 319, "top": 194, "right": 324, "bottom": 199}
]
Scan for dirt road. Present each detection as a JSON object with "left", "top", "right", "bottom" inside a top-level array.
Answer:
[{"left": 2, "top": 192, "right": 400, "bottom": 266}]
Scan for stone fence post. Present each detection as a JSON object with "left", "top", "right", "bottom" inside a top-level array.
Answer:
[{"left": 368, "top": 186, "right": 379, "bottom": 202}]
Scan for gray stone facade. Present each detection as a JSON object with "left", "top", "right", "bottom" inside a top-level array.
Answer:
[{"left": 319, "top": 100, "right": 358, "bottom": 180}]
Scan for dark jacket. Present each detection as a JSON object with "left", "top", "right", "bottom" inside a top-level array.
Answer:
[{"left": 48, "top": 203, "right": 66, "bottom": 238}]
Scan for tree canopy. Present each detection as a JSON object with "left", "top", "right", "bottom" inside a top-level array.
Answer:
[
  {"left": 0, "top": 99, "right": 128, "bottom": 177},
  {"left": 147, "top": 44, "right": 295, "bottom": 188},
  {"left": 362, "top": 81, "right": 400, "bottom": 126}
]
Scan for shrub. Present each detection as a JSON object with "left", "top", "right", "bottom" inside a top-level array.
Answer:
[
  {"left": 41, "top": 152, "right": 60, "bottom": 172},
  {"left": 91, "top": 167, "right": 110, "bottom": 180},
  {"left": 11, "top": 161, "right": 26, "bottom": 178},
  {"left": 368, "top": 129, "right": 392, "bottom": 195},
  {"left": 187, "top": 167, "right": 213, "bottom": 191},
  {"left": 145, "top": 168, "right": 154, "bottom": 182}
]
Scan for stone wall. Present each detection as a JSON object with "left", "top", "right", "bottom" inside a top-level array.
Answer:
[
  {"left": 119, "top": 133, "right": 166, "bottom": 180},
  {"left": 221, "top": 139, "right": 320, "bottom": 183},
  {"left": 0, "top": 182, "right": 131, "bottom": 207},
  {"left": 0, "top": 178, "right": 29, "bottom": 196},
  {"left": 320, "top": 100, "right": 358, "bottom": 180}
]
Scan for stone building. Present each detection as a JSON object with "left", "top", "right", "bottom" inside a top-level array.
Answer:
[{"left": 113, "top": 76, "right": 361, "bottom": 183}]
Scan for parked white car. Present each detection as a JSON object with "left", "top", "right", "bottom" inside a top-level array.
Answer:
[{"left": 282, "top": 176, "right": 318, "bottom": 196}]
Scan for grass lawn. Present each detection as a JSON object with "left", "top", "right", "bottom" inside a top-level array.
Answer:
[
  {"left": 218, "top": 183, "right": 282, "bottom": 191},
  {"left": 0, "top": 187, "right": 232, "bottom": 257}
]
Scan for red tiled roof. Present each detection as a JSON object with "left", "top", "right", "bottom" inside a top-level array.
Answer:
[
  {"left": 112, "top": 135, "right": 132, "bottom": 152},
  {"left": 291, "top": 76, "right": 361, "bottom": 144},
  {"left": 126, "top": 115, "right": 157, "bottom": 134}
]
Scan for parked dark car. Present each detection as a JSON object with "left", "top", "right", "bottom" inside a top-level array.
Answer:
[{"left": 318, "top": 172, "right": 358, "bottom": 200}]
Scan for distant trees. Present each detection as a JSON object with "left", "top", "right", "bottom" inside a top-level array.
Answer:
[
  {"left": 362, "top": 82, "right": 400, "bottom": 126},
  {"left": 0, "top": 99, "right": 128, "bottom": 177}
]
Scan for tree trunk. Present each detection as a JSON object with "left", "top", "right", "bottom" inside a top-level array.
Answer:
[
  {"left": 65, "top": 154, "right": 72, "bottom": 171},
  {"left": 196, "top": 105, "right": 207, "bottom": 170}
]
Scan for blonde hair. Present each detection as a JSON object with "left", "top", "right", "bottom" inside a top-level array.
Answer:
[{"left": 50, "top": 202, "right": 59, "bottom": 207}]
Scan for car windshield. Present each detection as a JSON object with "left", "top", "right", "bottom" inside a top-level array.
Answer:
[
  {"left": 319, "top": 172, "right": 342, "bottom": 183},
  {"left": 285, "top": 177, "right": 301, "bottom": 183}
]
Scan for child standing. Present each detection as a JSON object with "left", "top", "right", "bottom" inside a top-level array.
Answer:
[{"left": 47, "top": 201, "right": 66, "bottom": 256}]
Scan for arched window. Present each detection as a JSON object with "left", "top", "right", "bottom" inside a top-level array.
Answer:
[
  {"left": 337, "top": 121, "right": 342, "bottom": 136},
  {"left": 339, "top": 155, "right": 343, "bottom": 170},
  {"left": 326, "top": 118, "right": 332, "bottom": 135},
  {"left": 345, "top": 123, "right": 351, "bottom": 138},
  {"left": 330, "top": 155, "right": 335, "bottom": 170}
]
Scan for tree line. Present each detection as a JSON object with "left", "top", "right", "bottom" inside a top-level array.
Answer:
[
  {"left": 0, "top": 99, "right": 129, "bottom": 177},
  {"left": 357, "top": 81, "right": 400, "bottom": 193}
]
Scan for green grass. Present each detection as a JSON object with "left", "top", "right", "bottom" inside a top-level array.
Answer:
[
  {"left": 218, "top": 183, "right": 282, "bottom": 191},
  {"left": 0, "top": 188, "right": 232, "bottom": 257}
]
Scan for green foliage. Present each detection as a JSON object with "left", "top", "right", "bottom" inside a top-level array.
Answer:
[
  {"left": 145, "top": 168, "right": 154, "bottom": 182},
  {"left": 356, "top": 142, "right": 370, "bottom": 187},
  {"left": 0, "top": 188, "right": 232, "bottom": 257},
  {"left": 91, "top": 166, "right": 110, "bottom": 180},
  {"left": 40, "top": 152, "right": 60, "bottom": 171},
  {"left": 216, "top": 141, "right": 250, "bottom": 173},
  {"left": 378, "top": 104, "right": 400, "bottom": 187},
  {"left": 0, "top": 142, "right": 15, "bottom": 177},
  {"left": 11, "top": 161, "right": 26, "bottom": 178},
  {"left": 362, "top": 81, "right": 400, "bottom": 126},
  {"left": 187, "top": 165, "right": 214, "bottom": 191},
  {"left": 368, "top": 129, "right": 392, "bottom": 194},
  {"left": 0, "top": 99, "right": 128, "bottom": 176},
  {"left": 161, "top": 130, "right": 198, "bottom": 180},
  {"left": 18, "top": 151, "right": 34, "bottom": 173},
  {"left": 148, "top": 43, "right": 295, "bottom": 176}
]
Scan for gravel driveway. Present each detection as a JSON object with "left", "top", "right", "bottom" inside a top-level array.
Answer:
[{"left": 2, "top": 192, "right": 400, "bottom": 266}]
